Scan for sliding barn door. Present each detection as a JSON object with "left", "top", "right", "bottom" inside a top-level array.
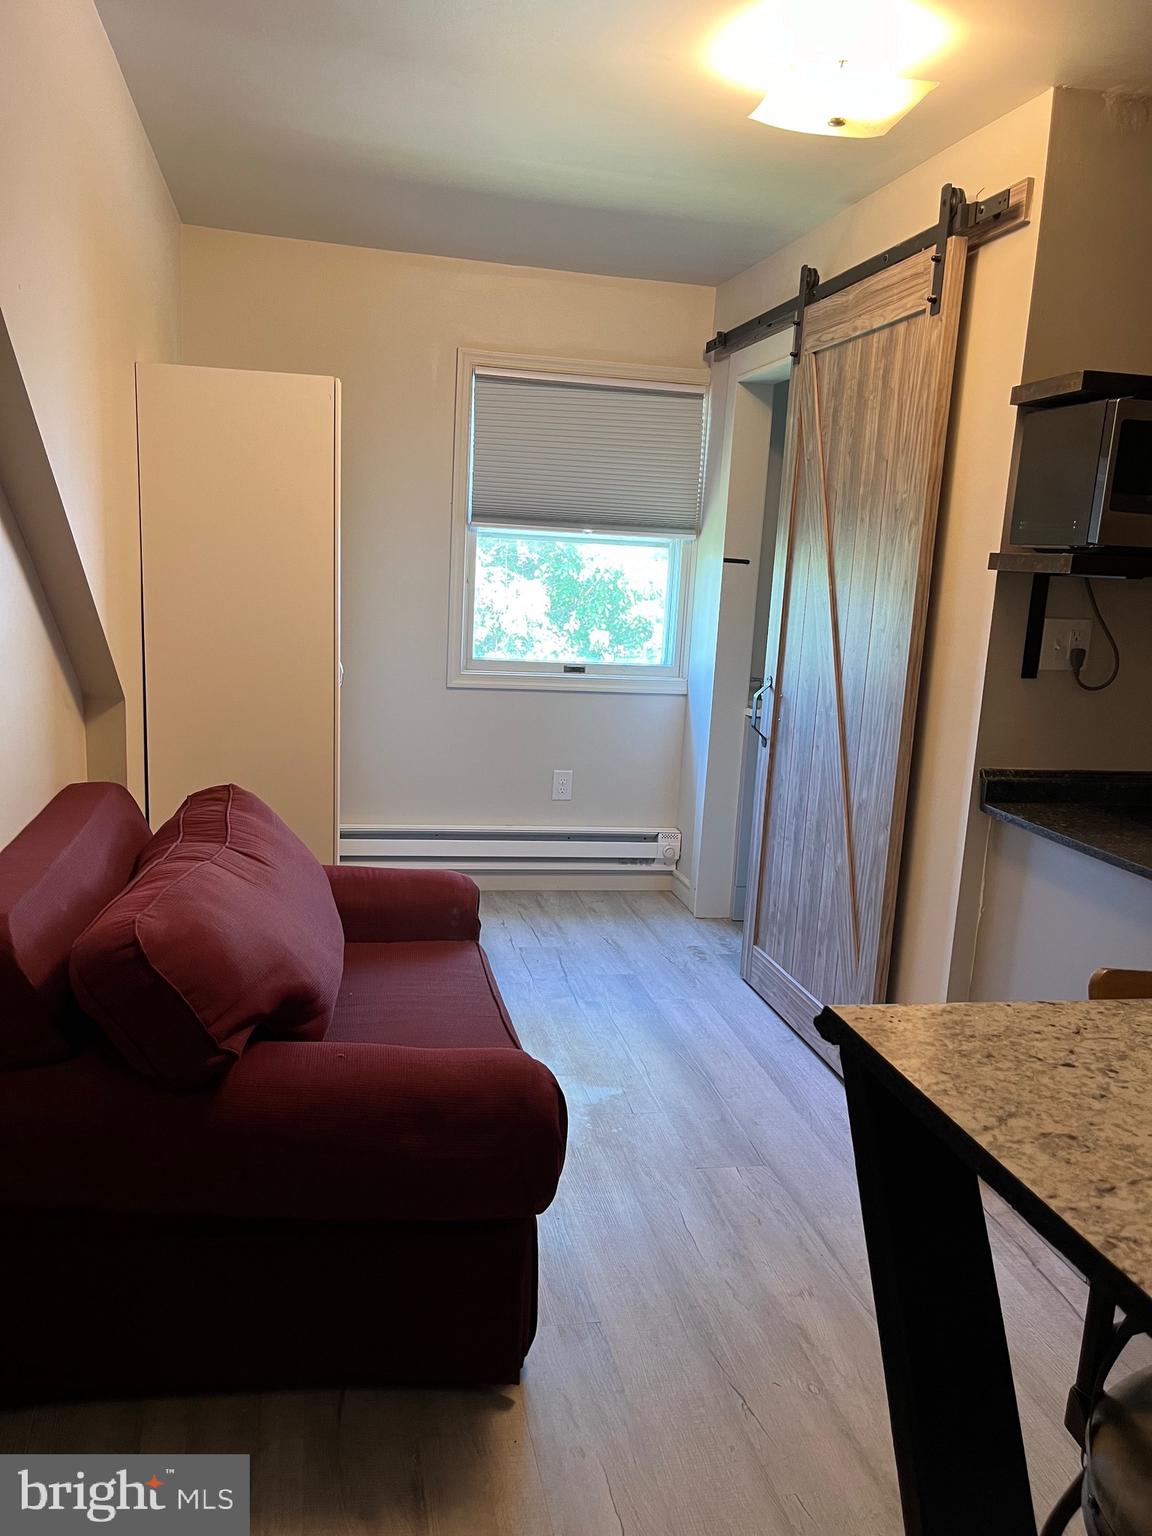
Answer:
[{"left": 741, "top": 239, "right": 967, "bottom": 1064}]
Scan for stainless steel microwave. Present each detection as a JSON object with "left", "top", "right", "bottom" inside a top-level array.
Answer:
[{"left": 1008, "top": 396, "right": 1152, "bottom": 549}]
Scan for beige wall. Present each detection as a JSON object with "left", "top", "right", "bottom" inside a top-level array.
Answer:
[
  {"left": 967, "top": 88, "right": 1152, "bottom": 999},
  {"left": 180, "top": 226, "right": 714, "bottom": 832},
  {"left": 977, "top": 87, "right": 1152, "bottom": 777},
  {"left": 1025, "top": 89, "right": 1152, "bottom": 380},
  {"left": 712, "top": 92, "right": 1054, "bottom": 998},
  {"left": 0, "top": 487, "right": 87, "bottom": 847},
  {"left": 0, "top": 0, "right": 180, "bottom": 805}
]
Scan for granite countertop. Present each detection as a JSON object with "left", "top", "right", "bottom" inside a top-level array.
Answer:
[
  {"left": 980, "top": 769, "right": 1152, "bottom": 882},
  {"left": 825, "top": 998, "right": 1152, "bottom": 1305}
]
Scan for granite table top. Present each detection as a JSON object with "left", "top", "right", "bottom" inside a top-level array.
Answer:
[
  {"left": 980, "top": 768, "right": 1152, "bottom": 882},
  {"left": 823, "top": 998, "right": 1152, "bottom": 1309}
]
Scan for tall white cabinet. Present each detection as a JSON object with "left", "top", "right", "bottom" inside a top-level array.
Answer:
[{"left": 136, "top": 363, "right": 341, "bottom": 862}]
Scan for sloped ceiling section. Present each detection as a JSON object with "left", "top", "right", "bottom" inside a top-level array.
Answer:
[{"left": 0, "top": 308, "right": 123, "bottom": 711}]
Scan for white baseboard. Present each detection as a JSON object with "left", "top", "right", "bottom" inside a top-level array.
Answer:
[{"left": 671, "top": 867, "right": 695, "bottom": 911}]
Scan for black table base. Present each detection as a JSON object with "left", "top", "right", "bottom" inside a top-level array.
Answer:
[{"left": 841, "top": 1044, "right": 1039, "bottom": 1535}]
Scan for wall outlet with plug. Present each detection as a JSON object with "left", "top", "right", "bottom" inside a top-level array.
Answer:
[
  {"left": 552, "top": 769, "right": 573, "bottom": 801},
  {"left": 1040, "top": 617, "right": 1093, "bottom": 672}
]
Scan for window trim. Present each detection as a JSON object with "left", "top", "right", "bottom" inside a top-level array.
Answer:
[{"left": 448, "top": 348, "right": 709, "bottom": 695}]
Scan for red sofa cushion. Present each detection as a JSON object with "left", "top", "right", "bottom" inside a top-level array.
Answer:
[
  {"left": 0, "top": 783, "right": 151, "bottom": 1068},
  {"left": 329, "top": 941, "right": 521, "bottom": 1049},
  {"left": 70, "top": 784, "right": 344, "bottom": 1087}
]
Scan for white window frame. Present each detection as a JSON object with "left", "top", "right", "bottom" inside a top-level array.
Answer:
[{"left": 448, "top": 348, "right": 709, "bottom": 695}]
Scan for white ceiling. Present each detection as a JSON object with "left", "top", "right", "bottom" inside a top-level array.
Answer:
[{"left": 95, "top": 0, "right": 1152, "bottom": 285}]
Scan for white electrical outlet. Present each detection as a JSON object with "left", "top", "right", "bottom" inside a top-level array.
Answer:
[
  {"left": 1040, "top": 618, "right": 1093, "bottom": 671},
  {"left": 552, "top": 769, "right": 573, "bottom": 801}
]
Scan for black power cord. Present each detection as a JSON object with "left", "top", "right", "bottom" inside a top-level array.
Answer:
[{"left": 1069, "top": 579, "right": 1120, "bottom": 692}]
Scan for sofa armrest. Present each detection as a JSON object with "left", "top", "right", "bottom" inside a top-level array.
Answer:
[
  {"left": 0, "top": 1041, "right": 566, "bottom": 1223},
  {"left": 216, "top": 1040, "right": 565, "bottom": 1220},
  {"left": 324, "top": 865, "right": 480, "bottom": 943}
]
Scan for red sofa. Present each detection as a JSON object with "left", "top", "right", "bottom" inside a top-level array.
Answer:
[{"left": 0, "top": 783, "right": 566, "bottom": 1399}]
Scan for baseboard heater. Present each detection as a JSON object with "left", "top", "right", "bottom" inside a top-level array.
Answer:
[{"left": 340, "top": 826, "right": 682, "bottom": 875}]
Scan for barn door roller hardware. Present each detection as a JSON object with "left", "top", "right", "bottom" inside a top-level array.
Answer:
[
  {"left": 790, "top": 264, "right": 820, "bottom": 361},
  {"left": 705, "top": 179, "right": 1029, "bottom": 362}
]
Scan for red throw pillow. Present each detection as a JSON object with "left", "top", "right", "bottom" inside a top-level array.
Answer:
[{"left": 70, "top": 785, "right": 344, "bottom": 1087}]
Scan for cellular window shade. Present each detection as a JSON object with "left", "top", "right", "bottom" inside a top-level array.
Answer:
[{"left": 470, "top": 372, "right": 706, "bottom": 536}]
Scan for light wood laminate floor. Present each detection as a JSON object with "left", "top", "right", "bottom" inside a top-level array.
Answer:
[{"left": 4, "top": 892, "right": 1146, "bottom": 1534}]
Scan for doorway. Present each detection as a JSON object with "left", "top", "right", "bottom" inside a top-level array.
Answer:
[
  {"left": 731, "top": 378, "right": 789, "bottom": 918},
  {"left": 680, "top": 331, "right": 793, "bottom": 923}
]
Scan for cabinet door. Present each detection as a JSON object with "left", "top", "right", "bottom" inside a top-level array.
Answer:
[
  {"left": 138, "top": 363, "right": 339, "bottom": 861},
  {"left": 742, "top": 241, "right": 966, "bottom": 1065}
]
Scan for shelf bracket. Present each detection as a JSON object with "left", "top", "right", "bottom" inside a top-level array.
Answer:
[{"left": 1021, "top": 572, "right": 1050, "bottom": 678}]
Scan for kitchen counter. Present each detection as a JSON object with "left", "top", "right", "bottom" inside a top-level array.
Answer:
[
  {"left": 980, "top": 768, "right": 1152, "bottom": 883},
  {"left": 822, "top": 995, "right": 1152, "bottom": 1312}
]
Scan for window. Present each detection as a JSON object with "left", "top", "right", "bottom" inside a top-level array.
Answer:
[
  {"left": 471, "top": 530, "right": 684, "bottom": 670},
  {"left": 449, "top": 353, "right": 708, "bottom": 692}
]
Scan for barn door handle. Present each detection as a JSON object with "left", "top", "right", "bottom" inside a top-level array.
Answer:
[{"left": 750, "top": 680, "right": 773, "bottom": 742}]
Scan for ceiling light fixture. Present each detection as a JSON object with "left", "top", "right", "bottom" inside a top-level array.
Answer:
[
  {"left": 748, "top": 59, "right": 938, "bottom": 138},
  {"left": 709, "top": 0, "right": 951, "bottom": 137}
]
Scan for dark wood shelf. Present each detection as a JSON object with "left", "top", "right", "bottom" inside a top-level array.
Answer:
[
  {"left": 988, "top": 548, "right": 1152, "bottom": 578},
  {"left": 1010, "top": 370, "right": 1152, "bottom": 408}
]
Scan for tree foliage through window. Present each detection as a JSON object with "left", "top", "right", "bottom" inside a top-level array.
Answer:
[{"left": 472, "top": 532, "right": 672, "bottom": 666}]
